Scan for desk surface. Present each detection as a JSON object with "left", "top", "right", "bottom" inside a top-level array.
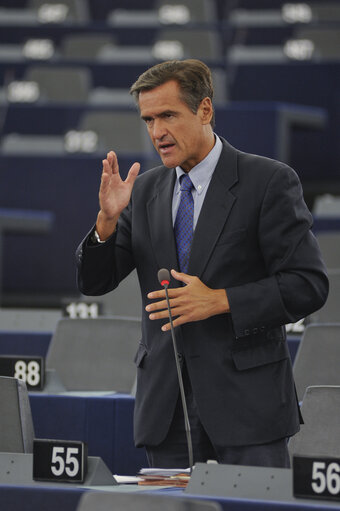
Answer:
[{"left": 1, "top": 479, "right": 340, "bottom": 511}]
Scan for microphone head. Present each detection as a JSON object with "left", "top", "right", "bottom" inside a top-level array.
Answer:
[{"left": 158, "top": 268, "right": 170, "bottom": 287}]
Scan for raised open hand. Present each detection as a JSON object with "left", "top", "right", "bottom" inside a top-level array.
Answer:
[{"left": 96, "top": 151, "right": 140, "bottom": 240}]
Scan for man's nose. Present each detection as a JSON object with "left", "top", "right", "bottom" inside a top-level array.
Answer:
[{"left": 152, "top": 119, "right": 167, "bottom": 140}]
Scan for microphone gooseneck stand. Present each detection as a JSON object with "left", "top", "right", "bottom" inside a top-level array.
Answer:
[{"left": 157, "top": 268, "right": 194, "bottom": 474}]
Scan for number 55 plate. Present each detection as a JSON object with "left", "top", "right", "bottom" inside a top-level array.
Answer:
[
  {"left": 293, "top": 455, "right": 340, "bottom": 501},
  {"left": 33, "top": 439, "right": 87, "bottom": 483}
]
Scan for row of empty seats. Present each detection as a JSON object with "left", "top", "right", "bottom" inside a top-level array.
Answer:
[
  {"left": 2, "top": 321, "right": 340, "bottom": 467},
  {"left": 1, "top": 314, "right": 340, "bottom": 397},
  {"left": 0, "top": 317, "right": 140, "bottom": 393},
  {"left": 0, "top": 0, "right": 220, "bottom": 25},
  {"left": 2, "top": 0, "right": 340, "bottom": 24},
  {"left": 0, "top": 27, "right": 339, "bottom": 73},
  {"left": 0, "top": 0, "right": 339, "bottom": 306}
]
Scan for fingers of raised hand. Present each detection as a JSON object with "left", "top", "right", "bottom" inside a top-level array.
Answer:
[{"left": 104, "top": 151, "right": 118, "bottom": 173}]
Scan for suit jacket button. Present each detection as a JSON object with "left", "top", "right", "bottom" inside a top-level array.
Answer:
[
  {"left": 253, "top": 328, "right": 258, "bottom": 334},
  {"left": 244, "top": 329, "right": 250, "bottom": 336}
]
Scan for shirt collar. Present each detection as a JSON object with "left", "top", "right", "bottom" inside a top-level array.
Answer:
[{"left": 175, "top": 135, "right": 223, "bottom": 195}]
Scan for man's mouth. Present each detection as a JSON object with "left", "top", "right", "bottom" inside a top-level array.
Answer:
[{"left": 158, "top": 142, "right": 175, "bottom": 154}]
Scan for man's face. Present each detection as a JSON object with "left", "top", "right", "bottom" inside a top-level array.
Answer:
[{"left": 139, "top": 80, "right": 213, "bottom": 172}]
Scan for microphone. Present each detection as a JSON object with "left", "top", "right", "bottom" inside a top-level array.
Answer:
[
  {"left": 157, "top": 268, "right": 193, "bottom": 473},
  {"left": 158, "top": 268, "right": 170, "bottom": 288}
]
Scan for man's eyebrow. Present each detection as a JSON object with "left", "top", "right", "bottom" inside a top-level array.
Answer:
[
  {"left": 160, "top": 110, "right": 177, "bottom": 116},
  {"left": 141, "top": 110, "right": 178, "bottom": 121}
]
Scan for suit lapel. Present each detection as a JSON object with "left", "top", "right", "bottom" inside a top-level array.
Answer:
[
  {"left": 146, "top": 167, "right": 179, "bottom": 275},
  {"left": 188, "top": 139, "right": 239, "bottom": 278},
  {"left": 146, "top": 139, "right": 239, "bottom": 280}
]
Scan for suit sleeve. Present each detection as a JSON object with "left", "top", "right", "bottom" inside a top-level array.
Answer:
[
  {"left": 227, "top": 163, "right": 329, "bottom": 338},
  {"left": 75, "top": 203, "right": 135, "bottom": 296}
]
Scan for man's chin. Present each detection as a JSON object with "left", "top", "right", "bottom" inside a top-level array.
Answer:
[{"left": 159, "top": 154, "right": 179, "bottom": 169}]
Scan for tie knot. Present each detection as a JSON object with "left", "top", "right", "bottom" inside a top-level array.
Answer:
[{"left": 180, "top": 174, "right": 193, "bottom": 192}]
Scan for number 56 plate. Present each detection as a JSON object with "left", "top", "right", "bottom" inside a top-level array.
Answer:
[
  {"left": 293, "top": 455, "right": 340, "bottom": 501},
  {"left": 33, "top": 439, "right": 87, "bottom": 483}
]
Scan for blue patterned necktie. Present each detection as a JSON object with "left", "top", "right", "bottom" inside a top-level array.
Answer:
[{"left": 174, "top": 173, "right": 194, "bottom": 273}]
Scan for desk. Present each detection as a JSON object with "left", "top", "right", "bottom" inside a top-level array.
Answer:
[
  {"left": 287, "top": 335, "right": 300, "bottom": 364},
  {"left": 313, "top": 217, "right": 340, "bottom": 233},
  {"left": 229, "top": 61, "right": 340, "bottom": 181},
  {"left": 1, "top": 478, "right": 340, "bottom": 511},
  {"left": 181, "top": 463, "right": 340, "bottom": 510},
  {"left": 29, "top": 392, "right": 148, "bottom": 476},
  {"left": 0, "top": 331, "right": 51, "bottom": 357},
  {"left": 0, "top": 154, "right": 150, "bottom": 307},
  {"left": 0, "top": 208, "right": 53, "bottom": 306},
  {"left": 3, "top": 102, "right": 326, "bottom": 168},
  {"left": 180, "top": 491, "right": 340, "bottom": 510},
  {"left": 0, "top": 485, "right": 87, "bottom": 511},
  {"left": 215, "top": 101, "right": 326, "bottom": 165}
]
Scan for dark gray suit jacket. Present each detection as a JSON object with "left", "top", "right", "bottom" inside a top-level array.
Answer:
[{"left": 76, "top": 138, "right": 328, "bottom": 448}]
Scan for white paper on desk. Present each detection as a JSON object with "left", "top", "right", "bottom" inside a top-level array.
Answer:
[{"left": 114, "top": 475, "right": 142, "bottom": 484}]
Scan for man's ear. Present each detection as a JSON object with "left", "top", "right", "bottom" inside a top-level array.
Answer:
[{"left": 199, "top": 97, "right": 213, "bottom": 125}]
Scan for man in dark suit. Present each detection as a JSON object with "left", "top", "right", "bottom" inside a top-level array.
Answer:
[{"left": 76, "top": 59, "right": 328, "bottom": 469}]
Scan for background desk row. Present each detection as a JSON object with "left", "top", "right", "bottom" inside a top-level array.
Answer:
[{"left": 29, "top": 392, "right": 147, "bottom": 476}]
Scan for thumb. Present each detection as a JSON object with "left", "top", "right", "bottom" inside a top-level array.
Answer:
[{"left": 171, "top": 269, "right": 192, "bottom": 285}]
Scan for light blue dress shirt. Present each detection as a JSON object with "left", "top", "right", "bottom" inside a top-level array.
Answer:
[{"left": 172, "top": 135, "right": 223, "bottom": 229}]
